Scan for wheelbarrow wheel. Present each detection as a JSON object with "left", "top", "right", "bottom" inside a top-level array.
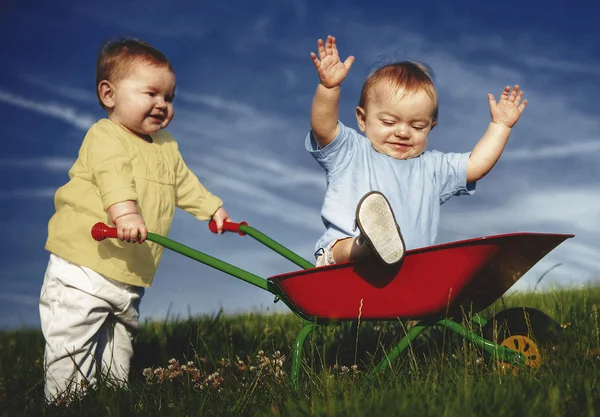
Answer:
[{"left": 481, "top": 307, "right": 562, "bottom": 370}]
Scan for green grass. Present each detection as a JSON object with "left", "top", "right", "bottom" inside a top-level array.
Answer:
[{"left": 2, "top": 286, "right": 600, "bottom": 416}]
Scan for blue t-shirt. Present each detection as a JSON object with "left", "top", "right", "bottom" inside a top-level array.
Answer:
[{"left": 306, "top": 121, "right": 476, "bottom": 257}]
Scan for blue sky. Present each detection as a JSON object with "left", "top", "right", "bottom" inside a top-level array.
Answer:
[{"left": 1, "top": 0, "right": 599, "bottom": 329}]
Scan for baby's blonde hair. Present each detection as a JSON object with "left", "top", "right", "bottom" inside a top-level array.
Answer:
[
  {"left": 95, "top": 38, "right": 174, "bottom": 109},
  {"left": 359, "top": 61, "right": 438, "bottom": 124}
]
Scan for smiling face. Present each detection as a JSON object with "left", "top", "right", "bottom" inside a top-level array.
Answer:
[
  {"left": 356, "top": 81, "right": 437, "bottom": 160},
  {"left": 98, "top": 62, "right": 176, "bottom": 139}
]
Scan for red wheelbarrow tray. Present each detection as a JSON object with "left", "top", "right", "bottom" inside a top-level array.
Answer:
[{"left": 269, "top": 232, "right": 573, "bottom": 322}]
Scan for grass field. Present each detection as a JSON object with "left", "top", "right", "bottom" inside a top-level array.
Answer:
[{"left": 1, "top": 286, "right": 599, "bottom": 416}]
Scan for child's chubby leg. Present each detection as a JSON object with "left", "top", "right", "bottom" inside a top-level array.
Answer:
[
  {"left": 316, "top": 237, "right": 358, "bottom": 267},
  {"left": 318, "top": 192, "right": 406, "bottom": 267},
  {"left": 39, "top": 254, "right": 144, "bottom": 403},
  {"left": 330, "top": 237, "right": 373, "bottom": 264}
]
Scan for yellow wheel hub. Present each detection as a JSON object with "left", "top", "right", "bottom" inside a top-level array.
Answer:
[{"left": 501, "top": 335, "right": 542, "bottom": 369}]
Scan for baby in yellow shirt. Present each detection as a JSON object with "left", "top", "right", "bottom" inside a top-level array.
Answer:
[{"left": 40, "top": 38, "right": 230, "bottom": 403}]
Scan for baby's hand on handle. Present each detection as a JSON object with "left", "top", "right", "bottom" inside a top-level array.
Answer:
[
  {"left": 488, "top": 85, "right": 528, "bottom": 128},
  {"left": 310, "top": 35, "right": 355, "bottom": 89},
  {"left": 114, "top": 214, "right": 147, "bottom": 243},
  {"left": 210, "top": 207, "right": 231, "bottom": 234},
  {"left": 107, "top": 201, "right": 148, "bottom": 243}
]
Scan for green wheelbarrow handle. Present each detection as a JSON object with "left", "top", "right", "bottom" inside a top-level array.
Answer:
[{"left": 91, "top": 221, "right": 314, "bottom": 292}]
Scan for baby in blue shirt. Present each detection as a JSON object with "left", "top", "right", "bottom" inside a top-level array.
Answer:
[{"left": 307, "top": 35, "right": 528, "bottom": 267}]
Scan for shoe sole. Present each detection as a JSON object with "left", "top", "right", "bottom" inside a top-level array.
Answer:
[{"left": 356, "top": 192, "right": 405, "bottom": 265}]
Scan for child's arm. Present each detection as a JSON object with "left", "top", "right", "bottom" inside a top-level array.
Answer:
[
  {"left": 467, "top": 85, "right": 528, "bottom": 183},
  {"left": 107, "top": 200, "right": 148, "bottom": 243},
  {"left": 81, "top": 122, "right": 147, "bottom": 244},
  {"left": 310, "top": 35, "right": 355, "bottom": 148}
]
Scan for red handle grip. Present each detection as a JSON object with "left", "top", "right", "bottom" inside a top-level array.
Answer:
[
  {"left": 208, "top": 220, "right": 248, "bottom": 236},
  {"left": 91, "top": 222, "right": 117, "bottom": 241}
]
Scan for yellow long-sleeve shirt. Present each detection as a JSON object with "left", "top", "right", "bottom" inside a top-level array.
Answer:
[{"left": 45, "top": 118, "right": 223, "bottom": 287}]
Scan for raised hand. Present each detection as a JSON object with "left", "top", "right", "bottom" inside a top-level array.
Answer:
[
  {"left": 488, "top": 85, "right": 528, "bottom": 128},
  {"left": 310, "top": 35, "right": 355, "bottom": 89}
]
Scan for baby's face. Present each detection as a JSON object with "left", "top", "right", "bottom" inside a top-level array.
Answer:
[
  {"left": 356, "top": 82, "right": 436, "bottom": 160},
  {"left": 109, "top": 63, "right": 176, "bottom": 138}
]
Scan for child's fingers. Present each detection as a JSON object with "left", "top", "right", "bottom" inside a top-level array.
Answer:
[
  {"left": 310, "top": 52, "right": 320, "bottom": 69},
  {"left": 508, "top": 85, "right": 519, "bottom": 101},
  {"left": 488, "top": 93, "right": 496, "bottom": 107},
  {"left": 317, "top": 38, "right": 326, "bottom": 60},
  {"left": 127, "top": 227, "right": 136, "bottom": 242},
  {"left": 514, "top": 90, "right": 524, "bottom": 107},
  {"left": 343, "top": 55, "right": 355, "bottom": 70},
  {"left": 331, "top": 36, "right": 339, "bottom": 56},
  {"left": 499, "top": 86, "right": 510, "bottom": 101},
  {"left": 518, "top": 99, "right": 528, "bottom": 112},
  {"left": 215, "top": 218, "right": 224, "bottom": 234},
  {"left": 325, "top": 35, "right": 334, "bottom": 56},
  {"left": 138, "top": 224, "right": 148, "bottom": 243}
]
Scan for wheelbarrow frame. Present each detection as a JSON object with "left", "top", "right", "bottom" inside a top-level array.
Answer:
[{"left": 92, "top": 221, "right": 572, "bottom": 389}]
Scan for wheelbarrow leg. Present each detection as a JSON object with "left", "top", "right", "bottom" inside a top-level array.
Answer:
[
  {"left": 290, "top": 322, "right": 316, "bottom": 390},
  {"left": 435, "top": 319, "right": 526, "bottom": 366},
  {"left": 369, "top": 324, "right": 428, "bottom": 377}
]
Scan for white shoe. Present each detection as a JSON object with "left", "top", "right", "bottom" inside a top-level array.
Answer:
[{"left": 355, "top": 191, "right": 405, "bottom": 265}]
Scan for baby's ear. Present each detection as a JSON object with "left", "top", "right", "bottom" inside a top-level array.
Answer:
[
  {"left": 98, "top": 80, "right": 115, "bottom": 109},
  {"left": 430, "top": 120, "right": 438, "bottom": 131},
  {"left": 355, "top": 106, "right": 367, "bottom": 132}
]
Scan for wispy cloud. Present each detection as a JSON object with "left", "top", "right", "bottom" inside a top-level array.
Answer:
[
  {"left": 443, "top": 186, "right": 600, "bottom": 234},
  {"left": 521, "top": 56, "right": 600, "bottom": 76},
  {"left": 177, "top": 93, "right": 258, "bottom": 117},
  {"left": 0, "top": 157, "right": 74, "bottom": 172},
  {"left": 192, "top": 148, "right": 325, "bottom": 189},
  {"left": 190, "top": 168, "right": 322, "bottom": 232},
  {"left": 0, "top": 89, "right": 95, "bottom": 130},
  {"left": 233, "top": 16, "right": 271, "bottom": 53},
  {"left": 0, "top": 188, "right": 56, "bottom": 199},
  {"left": 502, "top": 140, "right": 600, "bottom": 161},
  {"left": 172, "top": 98, "right": 292, "bottom": 142},
  {"left": 450, "top": 34, "right": 600, "bottom": 76},
  {"left": 21, "top": 76, "right": 97, "bottom": 103}
]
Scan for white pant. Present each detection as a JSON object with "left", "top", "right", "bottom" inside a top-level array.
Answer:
[{"left": 39, "top": 254, "right": 144, "bottom": 402}]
